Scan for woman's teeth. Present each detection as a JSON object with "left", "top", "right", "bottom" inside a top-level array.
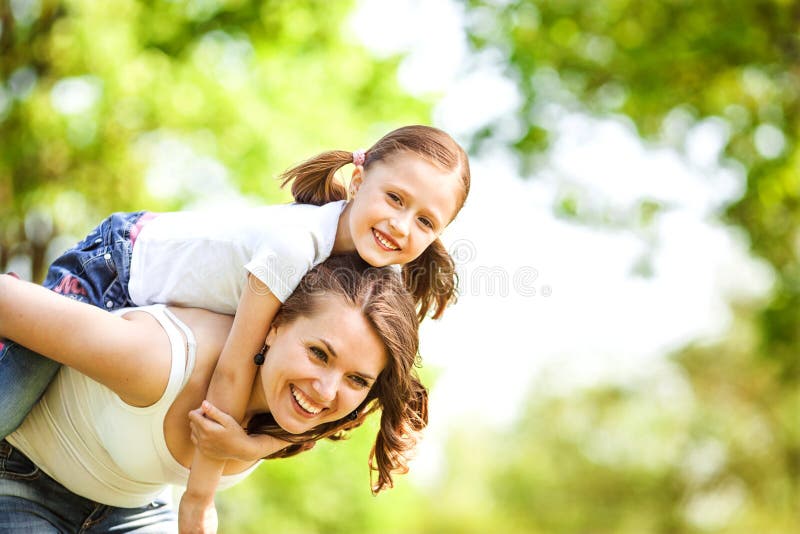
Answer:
[{"left": 291, "top": 385, "right": 322, "bottom": 414}]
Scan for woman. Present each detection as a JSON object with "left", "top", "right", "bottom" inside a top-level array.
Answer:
[{"left": 0, "top": 255, "right": 427, "bottom": 533}]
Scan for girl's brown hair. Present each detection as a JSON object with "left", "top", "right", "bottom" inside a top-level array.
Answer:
[
  {"left": 279, "top": 125, "right": 471, "bottom": 321},
  {"left": 246, "top": 254, "right": 427, "bottom": 494}
]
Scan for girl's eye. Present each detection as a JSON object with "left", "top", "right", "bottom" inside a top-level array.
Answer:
[
  {"left": 350, "top": 375, "right": 369, "bottom": 388},
  {"left": 310, "top": 346, "right": 328, "bottom": 363},
  {"left": 418, "top": 217, "right": 434, "bottom": 230},
  {"left": 387, "top": 192, "right": 402, "bottom": 205}
]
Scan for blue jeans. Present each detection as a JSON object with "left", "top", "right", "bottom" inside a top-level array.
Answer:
[
  {"left": 0, "top": 211, "right": 147, "bottom": 438},
  {"left": 0, "top": 439, "right": 176, "bottom": 532}
]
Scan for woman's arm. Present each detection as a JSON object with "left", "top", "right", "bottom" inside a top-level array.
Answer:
[
  {"left": 0, "top": 274, "right": 171, "bottom": 407},
  {"left": 179, "top": 274, "right": 281, "bottom": 533}
]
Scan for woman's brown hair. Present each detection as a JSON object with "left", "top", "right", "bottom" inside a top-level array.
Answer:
[
  {"left": 246, "top": 254, "right": 427, "bottom": 493},
  {"left": 279, "top": 125, "right": 471, "bottom": 321}
]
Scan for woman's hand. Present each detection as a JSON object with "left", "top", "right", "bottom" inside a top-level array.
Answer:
[{"left": 179, "top": 491, "right": 218, "bottom": 534}]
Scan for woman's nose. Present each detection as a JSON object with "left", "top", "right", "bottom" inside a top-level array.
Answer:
[{"left": 313, "top": 372, "right": 339, "bottom": 402}]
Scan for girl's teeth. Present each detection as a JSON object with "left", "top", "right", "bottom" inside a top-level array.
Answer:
[{"left": 374, "top": 230, "right": 398, "bottom": 250}]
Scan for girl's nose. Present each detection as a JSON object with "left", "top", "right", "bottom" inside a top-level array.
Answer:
[{"left": 389, "top": 214, "right": 410, "bottom": 236}]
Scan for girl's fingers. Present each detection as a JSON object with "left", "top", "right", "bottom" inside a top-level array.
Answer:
[
  {"left": 201, "top": 400, "right": 234, "bottom": 426},
  {"left": 189, "top": 420, "right": 201, "bottom": 438},
  {"left": 189, "top": 407, "right": 219, "bottom": 430},
  {"left": 189, "top": 416, "right": 216, "bottom": 443}
]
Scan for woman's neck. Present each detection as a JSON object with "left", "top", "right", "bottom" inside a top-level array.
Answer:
[{"left": 243, "top": 370, "right": 269, "bottom": 425}]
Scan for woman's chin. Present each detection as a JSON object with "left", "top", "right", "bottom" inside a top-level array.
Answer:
[{"left": 273, "top": 411, "right": 310, "bottom": 435}]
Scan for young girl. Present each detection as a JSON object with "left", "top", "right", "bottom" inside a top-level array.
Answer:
[{"left": 0, "top": 124, "right": 470, "bottom": 532}]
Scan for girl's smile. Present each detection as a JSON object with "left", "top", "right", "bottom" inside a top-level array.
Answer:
[{"left": 372, "top": 228, "right": 401, "bottom": 251}]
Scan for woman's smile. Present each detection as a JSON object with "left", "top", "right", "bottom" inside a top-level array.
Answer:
[
  {"left": 290, "top": 384, "right": 325, "bottom": 417},
  {"left": 258, "top": 296, "right": 388, "bottom": 434}
]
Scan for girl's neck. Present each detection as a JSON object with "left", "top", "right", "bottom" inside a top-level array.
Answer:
[{"left": 332, "top": 203, "right": 356, "bottom": 254}]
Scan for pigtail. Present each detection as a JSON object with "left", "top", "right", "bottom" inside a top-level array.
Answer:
[
  {"left": 369, "top": 374, "right": 429, "bottom": 494},
  {"left": 279, "top": 150, "right": 351, "bottom": 205},
  {"left": 402, "top": 238, "right": 458, "bottom": 321}
]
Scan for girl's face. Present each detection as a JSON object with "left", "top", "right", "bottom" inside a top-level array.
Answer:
[
  {"left": 338, "top": 151, "right": 462, "bottom": 267},
  {"left": 254, "top": 296, "right": 388, "bottom": 435}
]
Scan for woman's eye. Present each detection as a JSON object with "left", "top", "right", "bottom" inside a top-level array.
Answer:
[
  {"left": 418, "top": 217, "right": 434, "bottom": 230},
  {"left": 387, "top": 192, "right": 402, "bottom": 204},
  {"left": 350, "top": 375, "right": 369, "bottom": 388},
  {"left": 310, "top": 346, "right": 328, "bottom": 363}
]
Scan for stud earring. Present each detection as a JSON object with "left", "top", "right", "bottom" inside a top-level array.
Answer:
[{"left": 253, "top": 344, "right": 269, "bottom": 365}]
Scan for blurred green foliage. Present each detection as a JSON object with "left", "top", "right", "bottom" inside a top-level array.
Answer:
[
  {"left": 3, "top": 0, "right": 799, "bottom": 533},
  {"left": 454, "top": 0, "right": 800, "bottom": 532},
  {"left": 0, "top": 0, "right": 427, "bottom": 279},
  {"left": 461, "top": 0, "right": 800, "bottom": 380}
]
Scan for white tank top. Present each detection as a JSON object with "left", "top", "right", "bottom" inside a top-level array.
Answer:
[{"left": 8, "top": 305, "right": 259, "bottom": 508}]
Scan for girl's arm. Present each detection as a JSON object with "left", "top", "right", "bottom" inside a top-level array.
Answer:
[
  {"left": 0, "top": 274, "right": 171, "bottom": 407},
  {"left": 179, "top": 274, "right": 281, "bottom": 533}
]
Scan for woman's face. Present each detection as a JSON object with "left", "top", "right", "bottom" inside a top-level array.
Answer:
[{"left": 256, "top": 295, "right": 388, "bottom": 434}]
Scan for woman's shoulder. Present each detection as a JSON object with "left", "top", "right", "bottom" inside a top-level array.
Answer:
[{"left": 167, "top": 307, "right": 233, "bottom": 351}]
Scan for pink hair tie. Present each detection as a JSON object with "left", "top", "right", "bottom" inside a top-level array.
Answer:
[{"left": 352, "top": 149, "right": 366, "bottom": 166}]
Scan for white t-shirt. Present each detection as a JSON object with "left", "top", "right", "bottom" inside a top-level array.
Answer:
[
  {"left": 8, "top": 305, "right": 259, "bottom": 508},
  {"left": 128, "top": 201, "right": 346, "bottom": 314}
]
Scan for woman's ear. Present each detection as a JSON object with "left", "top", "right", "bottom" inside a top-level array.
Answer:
[
  {"left": 265, "top": 326, "right": 278, "bottom": 346},
  {"left": 349, "top": 167, "right": 364, "bottom": 197}
]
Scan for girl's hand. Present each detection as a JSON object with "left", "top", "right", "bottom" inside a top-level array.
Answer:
[
  {"left": 188, "top": 401, "right": 253, "bottom": 461},
  {"left": 189, "top": 400, "right": 292, "bottom": 461}
]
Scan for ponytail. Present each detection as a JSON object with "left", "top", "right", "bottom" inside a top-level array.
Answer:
[
  {"left": 279, "top": 150, "right": 351, "bottom": 205},
  {"left": 402, "top": 238, "right": 458, "bottom": 321}
]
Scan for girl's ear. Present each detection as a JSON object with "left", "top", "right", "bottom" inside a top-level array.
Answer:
[{"left": 349, "top": 167, "right": 364, "bottom": 197}]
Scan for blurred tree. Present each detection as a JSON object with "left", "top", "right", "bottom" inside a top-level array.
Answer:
[
  {"left": 422, "top": 329, "right": 798, "bottom": 533},
  {"left": 0, "top": 0, "right": 427, "bottom": 280},
  {"left": 448, "top": 1, "right": 800, "bottom": 532},
  {"left": 460, "top": 0, "right": 799, "bottom": 379}
]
